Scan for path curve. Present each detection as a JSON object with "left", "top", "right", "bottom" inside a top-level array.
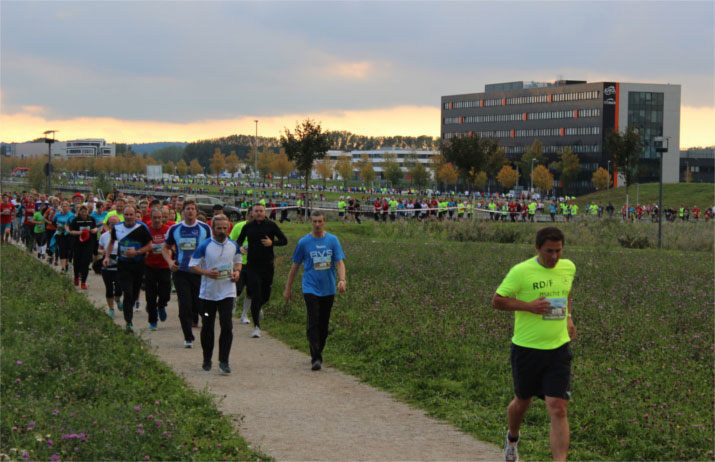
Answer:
[{"left": 67, "top": 261, "right": 501, "bottom": 461}]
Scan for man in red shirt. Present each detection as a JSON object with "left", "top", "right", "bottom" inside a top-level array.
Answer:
[
  {"left": 1, "top": 194, "right": 15, "bottom": 243},
  {"left": 692, "top": 205, "right": 700, "bottom": 221},
  {"left": 144, "top": 207, "right": 172, "bottom": 330}
]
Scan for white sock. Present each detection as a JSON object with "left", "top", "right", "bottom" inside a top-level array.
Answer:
[
  {"left": 241, "top": 298, "right": 251, "bottom": 318},
  {"left": 39, "top": 244, "right": 46, "bottom": 255}
]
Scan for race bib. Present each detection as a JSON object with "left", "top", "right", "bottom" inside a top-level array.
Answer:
[
  {"left": 178, "top": 238, "right": 196, "bottom": 251},
  {"left": 543, "top": 298, "right": 568, "bottom": 320},
  {"left": 151, "top": 243, "right": 163, "bottom": 255},
  {"left": 120, "top": 248, "right": 132, "bottom": 258},
  {"left": 216, "top": 264, "right": 233, "bottom": 280},
  {"left": 313, "top": 256, "right": 331, "bottom": 271},
  {"left": 79, "top": 226, "right": 90, "bottom": 231}
]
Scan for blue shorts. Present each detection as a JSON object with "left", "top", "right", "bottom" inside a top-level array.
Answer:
[{"left": 1, "top": 223, "right": 11, "bottom": 234}]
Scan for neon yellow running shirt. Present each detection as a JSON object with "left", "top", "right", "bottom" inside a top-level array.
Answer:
[{"left": 496, "top": 257, "right": 576, "bottom": 350}]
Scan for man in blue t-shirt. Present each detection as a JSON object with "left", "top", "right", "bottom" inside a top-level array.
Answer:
[{"left": 283, "top": 210, "right": 346, "bottom": 371}]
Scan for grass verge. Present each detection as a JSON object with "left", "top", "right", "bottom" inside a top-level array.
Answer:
[{"left": 0, "top": 244, "right": 269, "bottom": 462}]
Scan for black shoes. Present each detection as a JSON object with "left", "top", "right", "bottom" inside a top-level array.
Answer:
[
  {"left": 202, "top": 361, "right": 212, "bottom": 371},
  {"left": 311, "top": 360, "right": 322, "bottom": 371},
  {"left": 219, "top": 362, "right": 231, "bottom": 374}
]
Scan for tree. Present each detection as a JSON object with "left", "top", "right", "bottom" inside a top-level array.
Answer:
[
  {"left": 591, "top": 167, "right": 610, "bottom": 191},
  {"left": 28, "top": 158, "right": 47, "bottom": 192},
  {"left": 189, "top": 159, "right": 203, "bottom": 175},
  {"left": 483, "top": 144, "right": 506, "bottom": 189},
  {"left": 531, "top": 164, "right": 554, "bottom": 192},
  {"left": 315, "top": 159, "right": 334, "bottom": 187},
  {"left": 470, "top": 169, "right": 488, "bottom": 190},
  {"left": 176, "top": 159, "right": 188, "bottom": 177},
  {"left": 357, "top": 154, "right": 375, "bottom": 186},
  {"left": 518, "top": 139, "right": 545, "bottom": 183},
  {"left": 271, "top": 152, "right": 294, "bottom": 184},
  {"left": 334, "top": 155, "right": 354, "bottom": 188},
  {"left": 429, "top": 154, "right": 446, "bottom": 180},
  {"left": 281, "top": 118, "right": 331, "bottom": 192},
  {"left": 438, "top": 162, "right": 459, "bottom": 190},
  {"left": 496, "top": 165, "right": 519, "bottom": 190},
  {"left": 164, "top": 160, "right": 176, "bottom": 175},
  {"left": 210, "top": 148, "right": 226, "bottom": 176},
  {"left": 151, "top": 145, "right": 184, "bottom": 163},
  {"left": 551, "top": 147, "right": 581, "bottom": 193},
  {"left": 382, "top": 153, "right": 403, "bottom": 188},
  {"left": 605, "top": 127, "right": 643, "bottom": 216},
  {"left": 440, "top": 134, "right": 489, "bottom": 182},
  {"left": 225, "top": 151, "right": 240, "bottom": 176},
  {"left": 257, "top": 149, "right": 276, "bottom": 182},
  {"left": 409, "top": 162, "right": 430, "bottom": 190}
]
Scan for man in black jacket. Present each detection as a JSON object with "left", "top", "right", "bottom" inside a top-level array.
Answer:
[{"left": 235, "top": 203, "right": 287, "bottom": 338}]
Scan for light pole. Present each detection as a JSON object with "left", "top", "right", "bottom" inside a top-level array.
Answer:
[
  {"left": 43, "top": 130, "right": 58, "bottom": 195},
  {"left": 607, "top": 160, "right": 611, "bottom": 190},
  {"left": 254, "top": 120, "right": 258, "bottom": 203},
  {"left": 654, "top": 136, "right": 669, "bottom": 250},
  {"left": 529, "top": 158, "right": 536, "bottom": 197}
]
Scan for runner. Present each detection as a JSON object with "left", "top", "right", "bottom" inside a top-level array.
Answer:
[
  {"left": 53, "top": 200, "right": 75, "bottom": 273},
  {"left": 43, "top": 198, "right": 59, "bottom": 264},
  {"left": 32, "top": 202, "right": 48, "bottom": 259},
  {"left": 283, "top": 211, "right": 346, "bottom": 371},
  {"left": 104, "top": 205, "right": 152, "bottom": 332},
  {"left": 69, "top": 205, "right": 99, "bottom": 289},
  {"left": 1, "top": 194, "right": 15, "bottom": 243},
  {"left": 98, "top": 216, "right": 123, "bottom": 317},
  {"left": 234, "top": 203, "right": 288, "bottom": 338},
  {"left": 189, "top": 214, "right": 242, "bottom": 374},
  {"left": 229, "top": 205, "right": 253, "bottom": 324},
  {"left": 144, "top": 207, "right": 172, "bottom": 331},
  {"left": 492, "top": 227, "right": 577, "bottom": 462},
  {"left": 163, "top": 199, "right": 212, "bottom": 347}
]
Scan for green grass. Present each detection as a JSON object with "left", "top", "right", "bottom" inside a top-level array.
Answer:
[
  {"left": 573, "top": 182, "right": 714, "bottom": 210},
  {"left": 0, "top": 245, "right": 269, "bottom": 462},
  {"left": 262, "top": 229, "right": 714, "bottom": 461}
]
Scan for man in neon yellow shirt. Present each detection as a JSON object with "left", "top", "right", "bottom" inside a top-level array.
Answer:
[
  {"left": 230, "top": 206, "right": 253, "bottom": 324},
  {"left": 492, "top": 227, "right": 576, "bottom": 462},
  {"left": 104, "top": 198, "right": 125, "bottom": 224},
  {"left": 528, "top": 201, "right": 537, "bottom": 222}
]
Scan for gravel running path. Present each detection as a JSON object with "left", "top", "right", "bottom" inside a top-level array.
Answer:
[{"left": 68, "top": 262, "right": 501, "bottom": 461}]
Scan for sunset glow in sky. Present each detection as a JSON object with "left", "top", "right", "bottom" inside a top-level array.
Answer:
[{"left": 1, "top": 2, "right": 713, "bottom": 147}]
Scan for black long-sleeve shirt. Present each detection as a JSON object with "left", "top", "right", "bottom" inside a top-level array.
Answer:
[{"left": 235, "top": 219, "right": 287, "bottom": 269}]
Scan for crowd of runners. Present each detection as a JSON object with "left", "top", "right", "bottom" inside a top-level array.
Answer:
[{"left": 1, "top": 189, "right": 347, "bottom": 375}]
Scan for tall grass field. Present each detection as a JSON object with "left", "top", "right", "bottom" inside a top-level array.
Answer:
[{"left": 269, "top": 225, "right": 714, "bottom": 461}]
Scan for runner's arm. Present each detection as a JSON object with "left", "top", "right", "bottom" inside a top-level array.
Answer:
[
  {"left": 271, "top": 223, "right": 288, "bottom": 247},
  {"left": 492, "top": 293, "right": 550, "bottom": 315},
  {"left": 283, "top": 262, "right": 301, "bottom": 302}
]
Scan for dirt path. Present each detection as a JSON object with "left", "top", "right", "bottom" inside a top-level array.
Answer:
[{"left": 71, "top": 264, "right": 501, "bottom": 461}]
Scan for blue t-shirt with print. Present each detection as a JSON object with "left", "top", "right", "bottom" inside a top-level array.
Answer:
[
  {"left": 53, "top": 211, "right": 75, "bottom": 236},
  {"left": 292, "top": 232, "right": 345, "bottom": 297},
  {"left": 165, "top": 221, "right": 212, "bottom": 272},
  {"left": 90, "top": 211, "right": 107, "bottom": 226}
]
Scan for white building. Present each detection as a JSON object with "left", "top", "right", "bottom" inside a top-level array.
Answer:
[
  {"left": 321, "top": 147, "right": 438, "bottom": 179},
  {"left": 7, "top": 139, "right": 116, "bottom": 159}
]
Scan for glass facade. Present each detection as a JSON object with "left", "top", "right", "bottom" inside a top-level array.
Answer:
[{"left": 627, "top": 91, "right": 664, "bottom": 159}]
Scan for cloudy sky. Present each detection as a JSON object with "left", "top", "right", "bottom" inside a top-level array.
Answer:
[{"left": 1, "top": 1, "right": 713, "bottom": 146}]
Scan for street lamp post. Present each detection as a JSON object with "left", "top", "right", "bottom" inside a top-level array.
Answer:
[
  {"left": 654, "top": 136, "right": 668, "bottom": 250},
  {"left": 43, "top": 130, "right": 58, "bottom": 195},
  {"left": 254, "top": 120, "right": 258, "bottom": 203},
  {"left": 529, "top": 158, "right": 536, "bottom": 197}
]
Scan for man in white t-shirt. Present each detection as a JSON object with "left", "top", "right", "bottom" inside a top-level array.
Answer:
[{"left": 189, "top": 214, "right": 242, "bottom": 374}]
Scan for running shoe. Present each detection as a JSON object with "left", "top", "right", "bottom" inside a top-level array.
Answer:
[
  {"left": 311, "top": 360, "right": 322, "bottom": 371},
  {"left": 158, "top": 307, "right": 167, "bottom": 322},
  {"left": 503, "top": 432, "right": 519, "bottom": 462},
  {"left": 148, "top": 323, "right": 158, "bottom": 331},
  {"left": 125, "top": 324, "right": 134, "bottom": 333},
  {"left": 240, "top": 316, "right": 250, "bottom": 325},
  {"left": 183, "top": 341, "right": 193, "bottom": 348},
  {"left": 81, "top": 283, "right": 88, "bottom": 290},
  {"left": 107, "top": 309, "right": 114, "bottom": 318},
  {"left": 74, "top": 277, "right": 80, "bottom": 286},
  {"left": 218, "top": 362, "right": 231, "bottom": 374},
  {"left": 117, "top": 301, "right": 124, "bottom": 312},
  {"left": 251, "top": 327, "right": 261, "bottom": 338},
  {"left": 202, "top": 361, "right": 212, "bottom": 371}
]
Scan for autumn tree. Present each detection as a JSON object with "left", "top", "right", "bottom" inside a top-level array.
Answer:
[
  {"left": 271, "top": 152, "right": 294, "bottom": 184},
  {"left": 176, "top": 159, "right": 188, "bottom": 177},
  {"left": 315, "top": 159, "right": 334, "bottom": 187},
  {"left": 334, "top": 155, "right": 354, "bottom": 187},
  {"left": 225, "top": 151, "right": 240, "bottom": 176},
  {"left": 358, "top": 154, "right": 376, "bottom": 186},
  {"left": 409, "top": 162, "right": 430, "bottom": 189},
  {"left": 496, "top": 165, "right": 519, "bottom": 190},
  {"left": 257, "top": 149, "right": 276, "bottom": 182},
  {"left": 165, "top": 160, "right": 176, "bottom": 175},
  {"left": 518, "top": 139, "right": 545, "bottom": 183},
  {"left": 280, "top": 118, "right": 331, "bottom": 192},
  {"left": 591, "top": 167, "right": 610, "bottom": 191},
  {"left": 531, "top": 164, "right": 554, "bottom": 192},
  {"left": 189, "top": 159, "right": 203, "bottom": 175},
  {"left": 470, "top": 169, "right": 488, "bottom": 191},
  {"left": 210, "top": 148, "right": 226, "bottom": 176},
  {"left": 440, "top": 134, "right": 493, "bottom": 182},
  {"left": 438, "top": 162, "right": 458, "bottom": 190},
  {"left": 484, "top": 146, "right": 507, "bottom": 189},
  {"left": 551, "top": 147, "right": 581, "bottom": 193},
  {"left": 381, "top": 153, "right": 403, "bottom": 188}
]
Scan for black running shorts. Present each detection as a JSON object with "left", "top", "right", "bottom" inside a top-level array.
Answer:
[{"left": 510, "top": 342, "right": 572, "bottom": 401}]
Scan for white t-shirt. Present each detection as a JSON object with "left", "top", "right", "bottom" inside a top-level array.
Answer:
[
  {"left": 99, "top": 230, "right": 119, "bottom": 271},
  {"left": 188, "top": 238, "right": 241, "bottom": 301}
]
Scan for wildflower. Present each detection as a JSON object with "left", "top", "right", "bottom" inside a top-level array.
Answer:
[
  {"left": 134, "top": 406, "right": 141, "bottom": 412},
  {"left": 136, "top": 429, "right": 143, "bottom": 435},
  {"left": 16, "top": 361, "right": 22, "bottom": 365},
  {"left": 50, "top": 454, "right": 60, "bottom": 462},
  {"left": 53, "top": 410, "right": 59, "bottom": 415},
  {"left": 47, "top": 440, "right": 54, "bottom": 447}
]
